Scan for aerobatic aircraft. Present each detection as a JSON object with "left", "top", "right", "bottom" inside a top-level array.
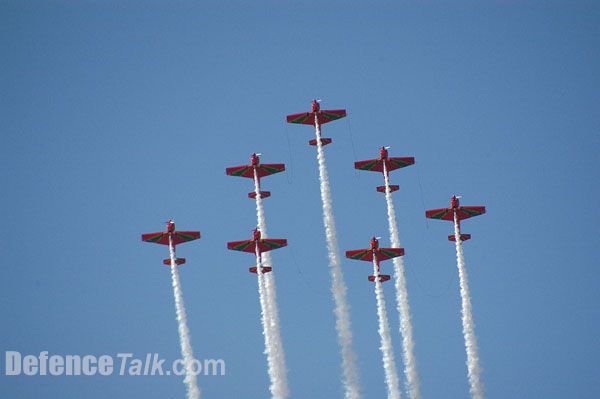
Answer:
[
  {"left": 345, "top": 236, "right": 405, "bottom": 282},
  {"left": 226, "top": 153, "right": 285, "bottom": 199},
  {"left": 425, "top": 195, "right": 486, "bottom": 241},
  {"left": 227, "top": 227, "right": 287, "bottom": 274},
  {"left": 286, "top": 99, "right": 347, "bottom": 146},
  {"left": 141, "top": 219, "right": 201, "bottom": 266},
  {"left": 354, "top": 146, "right": 415, "bottom": 193}
]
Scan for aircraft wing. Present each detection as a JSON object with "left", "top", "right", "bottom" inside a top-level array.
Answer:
[
  {"left": 142, "top": 232, "right": 169, "bottom": 245},
  {"left": 286, "top": 112, "right": 312, "bottom": 124},
  {"left": 318, "top": 109, "right": 347, "bottom": 124},
  {"left": 227, "top": 239, "right": 256, "bottom": 253},
  {"left": 376, "top": 247, "right": 405, "bottom": 261},
  {"left": 256, "top": 163, "right": 285, "bottom": 178},
  {"left": 258, "top": 238, "right": 288, "bottom": 253},
  {"left": 426, "top": 206, "right": 486, "bottom": 221},
  {"left": 354, "top": 158, "right": 381, "bottom": 172},
  {"left": 345, "top": 248, "right": 373, "bottom": 262},
  {"left": 355, "top": 157, "right": 415, "bottom": 173},
  {"left": 141, "top": 231, "right": 200, "bottom": 245},
  {"left": 226, "top": 165, "right": 254, "bottom": 178},
  {"left": 286, "top": 110, "right": 347, "bottom": 125},
  {"left": 227, "top": 238, "right": 287, "bottom": 254},
  {"left": 171, "top": 231, "right": 201, "bottom": 245},
  {"left": 226, "top": 163, "right": 285, "bottom": 179},
  {"left": 425, "top": 207, "right": 453, "bottom": 221},
  {"left": 386, "top": 157, "right": 415, "bottom": 172},
  {"left": 457, "top": 206, "right": 486, "bottom": 220}
]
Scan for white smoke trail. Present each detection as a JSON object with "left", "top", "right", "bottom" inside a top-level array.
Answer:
[
  {"left": 255, "top": 249, "right": 279, "bottom": 398},
  {"left": 372, "top": 259, "right": 401, "bottom": 399},
  {"left": 453, "top": 215, "right": 484, "bottom": 399},
  {"left": 314, "top": 120, "right": 361, "bottom": 399},
  {"left": 382, "top": 163, "right": 421, "bottom": 399},
  {"left": 168, "top": 237, "right": 201, "bottom": 399},
  {"left": 253, "top": 170, "right": 289, "bottom": 399}
]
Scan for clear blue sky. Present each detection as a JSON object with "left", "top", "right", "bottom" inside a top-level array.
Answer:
[{"left": 1, "top": 1, "right": 598, "bottom": 398}]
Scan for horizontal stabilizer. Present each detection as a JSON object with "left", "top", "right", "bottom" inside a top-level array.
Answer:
[
  {"left": 377, "top": 185, "right": 399, "bottom": 193},
  {"left": 163, "top": 258, "right": 186, "bottom": 266},
  {"left": 248, "top": 191, "right": 271, "bottom": 199},
  {"left": 309, "top": 138, "right": 332, "bottom": 146},
  {"left": 368, "top": 274, "right": 391, "bottom": 283},
  {"left": 249, "top": 266, "right": 272, "bottom": 274},
  {"left": 448, "top": 233, "right": 471, "bottom": 242}
]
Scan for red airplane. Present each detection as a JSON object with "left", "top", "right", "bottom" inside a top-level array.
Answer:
[
  {"left": 141, "top": 219, "right": 201, "bottom": 266},
  {"left": 425, "top": 195, "right": 486, "bottom": 242},
  {"left": 226, "top": 153, "right": 285, "bottom": 199},
  {"left": 345, "top": 236, "right": 405, "bottom": 282},
  {"left": 227, "top": 227, "right": 287, "bottom": 274},
  {"left": 286, "top": 99, "right": 347, "bottom": 146},
  {"left": 354, "top": 146, "right": 415, "bottom": 193}
]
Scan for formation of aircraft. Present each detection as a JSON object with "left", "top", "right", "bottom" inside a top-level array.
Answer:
[
  {"left": 141, "top": 219, "right": 201, "bottom": 266},
  {"left": 226, "top": 152, "right": 285, "bottom": 199},
  {"left": 141, "top": 101, "right": 486, "bottom": 289},
  {"left": 345, "top": 236, "right": 405, "bottom": 282},
  {"left": 286, "top": 99, "right": 347, "bottom": 146},
  {"left": 426, "top": 195, "right": 486, "bottom": 242},
  {"left": 354, "top": 146, "right": 415, "bottom": 193},
  {"left": 227, "top": 227, "right": 288, "bottom": 274},
  {"left": 139, "top": 99, "right": 490, "bottom": 399}
]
